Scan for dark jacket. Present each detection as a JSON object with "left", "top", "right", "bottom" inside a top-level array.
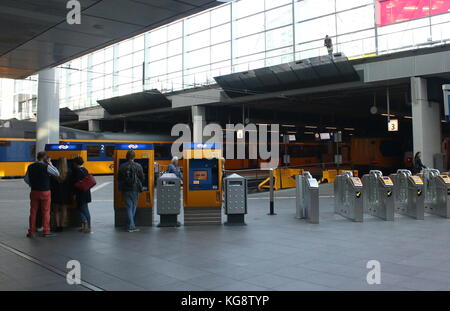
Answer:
[
  {"left": 324, "top": 37, "right": 332, "bottom": 48},
  {"left": 51, "top": 171, "right": 73, "bottom": 205},
  {"left": 118, "top": 161, "right": 145, "bottom": 192},
  {"left": 413, "top": 156, "right": 426, "bottom": 174},
  {"left": 26, "top": 162, "right": 51, "bottom": 191},
  {"left": 72, "top": 166, "right": 92, "bottom": 204}
]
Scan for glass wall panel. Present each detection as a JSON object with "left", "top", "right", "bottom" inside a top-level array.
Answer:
[
  {"left": 266, "top": 26, "right": 293, "bottom": 50},
  {"left": 233, "top": 32, "right": 265, "bottom": 57},
  {"left": 233, "top": 13, "right": 265, "bottom": 38},
  {"left": 211, "top": 24, "right": 231, "bottom": 45},
  {"left": 266, "top": 4, "right": 292, "bottom": 30},
  {"left": 336, "top": 0, "right": 372, "bottom": 12},
  {"left": 295, "top": 15, "right": 336, "bottom": 44},
  {"left": 185, "top": 11, "right": 210, "bottom": 35},
  {"left": 295, "top": 0, "right": 335, "bottom": 22},
  {"left": 337, "top": 6, "right": 374, "bottom": 34},
  {"left": 211, "top": 42, "right": 231, "bottom": 63},
  {"left": 211, "top": 4, "right": 231, "bottom": 27},
  {"left": 265, "top": 0, "right": 291, "bottom": 10},
  {"left": 233, "top": 0, "right": 265, "bottom": 19}
]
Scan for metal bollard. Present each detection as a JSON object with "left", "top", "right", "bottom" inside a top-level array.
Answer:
[{"left": 268, "top": 168, "right": 276, "bottom": 215}]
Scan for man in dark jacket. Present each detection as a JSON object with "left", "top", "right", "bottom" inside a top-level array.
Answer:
[
  {"left": 24, "top": 151, "right": 60, "bottom": 238},
  {"left": 118, "top": 150, "right": 145, "bottom": 232}
]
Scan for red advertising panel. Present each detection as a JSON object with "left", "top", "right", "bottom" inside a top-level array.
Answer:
[{"left": 376, "top": 0, "right": 450, "bottom": 26}]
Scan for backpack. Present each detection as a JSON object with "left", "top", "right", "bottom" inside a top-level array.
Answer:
[{"left": 123, "top": 163, "right": 143, "bottom": 191}]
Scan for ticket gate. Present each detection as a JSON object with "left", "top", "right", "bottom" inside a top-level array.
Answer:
[
  {"left": 295, "top": 172, "right": 319, "bottom": 224},
  {"left": 157, "top": 173, "right": 181, "bottom": 227},
  {"left": 45, "top": 144, "right": 87, "bottom": 227},
  {"left": 362, "top": 170, "right": 395, "bottom": 221},
  {"left": 183, "top": 143, "right": 223, "bottom": 225},
  {"left": 389, "top": 169, "right": 424, "bottom": 219},
  {"left": 421, "top": 168, "right": 450, "bottom": 218},
  {"left": 334, "top": 171, "right": 364, "bottom": 222},
  {"left": 113, "top": 143, "right": 154, "bottom": 227}
]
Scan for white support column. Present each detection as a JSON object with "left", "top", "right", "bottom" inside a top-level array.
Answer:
[
  {"left": 411, "top": 77, "right": 441, "bottom": 168},
  {"left": 36, "top": 68, "right": 60, "bottom": 154},
  {"left": 191, "top": 105, "right": 205, "bottom": 143}
]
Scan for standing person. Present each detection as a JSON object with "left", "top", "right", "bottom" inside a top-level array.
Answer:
[
  {"left": 118, "top": 150, "right": 145, "bottom": 233},
  {"left": 324, "top": 35, "right": 333, "bottom": 58},
  {"left": 24, "top": 151, "right": 60, "bottom": 238},
  {"left": 72, "top": 157, "right": 92, "bottom": 233},
  {"left": 167, "top": 156, "right": 183, "bottom": 180},
  {"left": 413, "top": 152, "right": 426, "bottom": 174},
  {"left": 50, "top": 157, "right": 72, "bottom": 232}
]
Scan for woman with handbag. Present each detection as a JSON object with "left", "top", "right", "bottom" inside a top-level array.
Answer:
[{"left": 72, "top": 157, "right": 94, "bottom": 233}]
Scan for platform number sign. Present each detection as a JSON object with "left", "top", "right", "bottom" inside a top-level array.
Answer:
[{"left": 388, "top": 119, "right": 398, "bottom": 132}]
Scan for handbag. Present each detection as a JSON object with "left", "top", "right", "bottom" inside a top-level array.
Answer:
[{"left": 74, "top": 173, "right": 96, "bottom": 192}]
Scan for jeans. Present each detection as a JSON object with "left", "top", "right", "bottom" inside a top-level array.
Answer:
[
  {"left": 29, "top": 191, "right": 51, "bottom": 234},
  {"left": 78, "top": 202, "right": 91, "bottom": 225},
  {"left": 123, "top": 191, "right": 138, "bottom": 230}
]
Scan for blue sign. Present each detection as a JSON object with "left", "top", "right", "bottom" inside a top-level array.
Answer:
[
  {"left": 116, "top": 143, "right": 154, "bottom": 150},
  {"left": 45, "top": 144, "right": 85, "bottom": 151},
  {"left": 443, "top": 85, "right": 450, "bottom": 122},
  {"left": 184, "top": 143, "right": 221, "bottom": 150}
]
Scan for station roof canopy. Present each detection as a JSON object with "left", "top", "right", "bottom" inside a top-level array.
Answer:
[
  {"left": 0, "top": 0, "right": 219, "bottom": 79},
  {"left": 214, "top": 55, "right": 361, "bottom": 98},
  {"left": 97, "top": 89, "right": 171, "bottom": 115}
]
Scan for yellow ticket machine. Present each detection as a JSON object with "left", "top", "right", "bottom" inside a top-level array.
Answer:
[
  {"left": 44, "top": 144, "right": 87, "bottom": 227},
  {"left": 183, "top": 143, "right": 223, "bottom": 225},
  {"left": 113, "top": 143, "right": 155, "bottom": 227}
]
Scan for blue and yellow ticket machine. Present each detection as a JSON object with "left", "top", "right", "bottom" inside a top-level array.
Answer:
[
  {"left": 113, "top": 143, "right": 155, "bottom": 227},
  {"left": 44, "top": 144, "right": 87, "bottom": 227},
  {"left": 183, "top": 143, "right": 223, "bottom": 225}
]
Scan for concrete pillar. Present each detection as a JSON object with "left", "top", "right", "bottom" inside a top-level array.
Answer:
[
  {"left": 411, "top": 77, "right": 441, "bottom": 167},
  {"left": 191, "top": 105, "right": 205, "bottom": 143},
  {"left": 88, "top": 120, "right": 100, "bottom": 132},
  {"left": 36, "top": 68, "right": 60, "bottom": 154}
]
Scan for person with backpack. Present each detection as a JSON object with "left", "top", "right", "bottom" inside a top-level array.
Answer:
[
  {"left": 118, "top": 150, "right": 145, "bottom": 232},
  {"left": 72, "top": 156, "right": 93, "bottom": 233}
]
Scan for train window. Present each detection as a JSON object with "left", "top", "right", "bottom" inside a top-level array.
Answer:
[
  {"left": 155, "top": 144, "right": 172, "bottom": 160},
  {"left": 30, "top": 144, "right": 36, "bottom": 158},
  {"left": 105, "top": 145, "right": 115, "bottom": 158},
  {"left": 87, "top": 145, "right": 101, "bottom": 158},
  {"left": 0, "top": 141, "right": 11, "bottom": 147}
]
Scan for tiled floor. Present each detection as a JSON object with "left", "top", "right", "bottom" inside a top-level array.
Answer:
[{"left": 1, "top": 176, "right": 450, "bottom": 291}]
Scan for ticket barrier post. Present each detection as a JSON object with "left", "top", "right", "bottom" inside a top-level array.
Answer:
[
  {"left": 224, "top": 174, "right": 247, "bottom": 226},
  {"left": 113, "top": 144, "right": 154, "bottom": 227},
  {"left": 295, "top": 172, "right": 319, "bottom": 224},
  {"left": 157, "top": 173, "right": 181, "bottom": 227},
  {"left": 183, "top": 143, "right": 223, "bottom": 225},
  {"left": 334, "top": 171, "right": 364, "bottom": 222},
  {"left": 362, "top": 170, "right": 395, "bottom": 221},
  {"left": 389, "top": 169, "right": 424, "bottom": 219},
  {"left": 421, "top": 168, "right": 450, "bottom": 218},
  {"left": 45, "top": 144, "right": 87, "bottom": 228}
]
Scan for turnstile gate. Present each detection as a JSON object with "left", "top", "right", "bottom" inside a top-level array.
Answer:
[
  {"left": 389, "top": 169, "right": 424, "bottom": 219},
  {"left": 334, "top": 171, "right": 364, "bottom": 222},
  {"left": 422, "top": 168, "right": 450, "bottom": 218},
  {"left": 295, "top": 172, "right": 319, "bottom": 224},
  {"left": 362, "top": 170, "right": 395, "bottom": 221}
]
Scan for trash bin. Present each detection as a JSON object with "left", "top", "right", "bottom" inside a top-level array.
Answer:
[{"left": 157, "top": 173, "right": 181, "bottom": 227}]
